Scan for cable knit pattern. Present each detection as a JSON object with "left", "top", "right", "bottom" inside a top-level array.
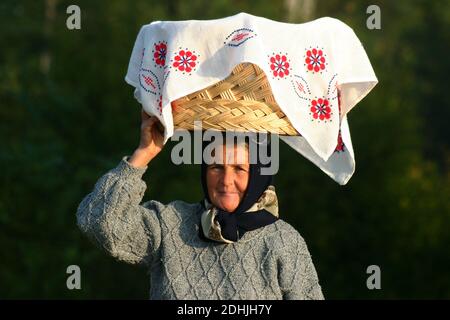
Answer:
[{"left": 76, "top": 157, "right": 324, "bottom": 300}]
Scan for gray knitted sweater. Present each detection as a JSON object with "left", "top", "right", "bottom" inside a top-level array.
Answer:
[{"left": 76, "top": 157, "right": 324, "bottom": 300}]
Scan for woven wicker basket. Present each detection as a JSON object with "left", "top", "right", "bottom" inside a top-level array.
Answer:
[{"left": 171, "top": 63, "right": 298, "bottom": 135}]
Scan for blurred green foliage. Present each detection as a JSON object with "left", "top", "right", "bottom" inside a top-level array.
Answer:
[{"left": 0, "top": 0, "right": 448, "bottom": 299}]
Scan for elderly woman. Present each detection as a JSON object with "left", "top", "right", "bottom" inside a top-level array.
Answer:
[{"left": 76, "top": 109, "right": 324, "bottom": 300}]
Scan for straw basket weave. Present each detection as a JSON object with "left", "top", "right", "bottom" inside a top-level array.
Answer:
[{"left": 171, "top": 63, "right": 299, "bottom": 135}]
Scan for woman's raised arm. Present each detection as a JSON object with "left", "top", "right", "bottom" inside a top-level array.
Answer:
[{"left": 76, "top": 109, "right": 166, "bottom": 266}]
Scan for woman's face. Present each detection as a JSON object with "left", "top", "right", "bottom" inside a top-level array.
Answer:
[{"left": 206, "top": 144, "right": 250, "bottom": 212}]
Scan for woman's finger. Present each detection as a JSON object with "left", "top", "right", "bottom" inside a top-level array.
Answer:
[{"left": 155, "top": 120, "right": 164, "bottom": 135}]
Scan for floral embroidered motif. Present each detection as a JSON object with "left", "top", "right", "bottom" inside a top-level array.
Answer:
[
  {"left": 310, "top": 98, "right": 332, "bottom": 121},
  {"left": 292, "top": 73, "right": 337, "bottom": 123},
  {"left": 269, "top": 54, "right": 291, "bottom": 78},
  {"left": 224, "top": 28, "right": 257, "bottom": 47},
  {"left": 305, "top": 48, "right": 327, "bottom": 73},
  {"left": 172, "top": 48, "right": 198, "bottom": 74},
  {"left": 152, "top": 41, "right": 167, "bottom": 67}
]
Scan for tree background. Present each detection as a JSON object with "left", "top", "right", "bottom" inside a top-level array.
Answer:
[{"left": 0, "top": 0, "right": 449, "bottom": 299}]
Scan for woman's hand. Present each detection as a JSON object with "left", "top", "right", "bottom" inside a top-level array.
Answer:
[{"left": 129, "top": 108, "right": 165, "bottom": 168}]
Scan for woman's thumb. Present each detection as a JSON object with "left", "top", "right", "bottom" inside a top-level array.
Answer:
[{"left": 141, "top": 108, "right": 151, "bottom": 121}]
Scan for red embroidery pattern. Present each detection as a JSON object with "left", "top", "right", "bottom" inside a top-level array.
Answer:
[
  {"left": 334, "top": 130, "right": 345, "bottom": 153},
  {"left": 310, "top": 98, "right": 332, "bottom": 121},
  {"left": 172, "top": 49, "right": 198, "bottom": 74},
  {"left": 269, "top": 54, "right": 291, "bottom": 78},
  {"left": 224, "top": 28, "right": 257, "bottom": 47},
  {"left": 152, "top": 41, "right": 167, "bottom": 67},
  {"left": 157, "top": 95, "right": 163, "bottom": 114},
  {"left": 337, "top": 89, "right": 342, "bottom": 115},
  {"left": 334, "top": 83, "right": 345, "bottom": 152},
  {"left": 232, "top": 33, "right": 248, "bottom": 42},
  {"left": 139, "top": 68, "right": 162, "bottom": 114},
  {"left": 291, "top": 75, "right": 311, "bottom": 102},
  {"left": 292, "top": 73, "right": 337, "bottom": 123},
  {"left": 139, "top": 68, "right": 160, "bottom": 96},
  {"left": 143, "top": 75, "right": 156, "bottom": 89},
  {"left": 305, "top": 48, "right": 327, "bottom": 73}
]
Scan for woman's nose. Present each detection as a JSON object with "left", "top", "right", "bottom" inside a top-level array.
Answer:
[{"left": 221, "top": 168, "right": 234, "bottom": 187}]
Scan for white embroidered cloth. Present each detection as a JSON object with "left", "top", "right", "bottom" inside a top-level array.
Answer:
[{"left": 125, "top": 12, "right": 378, "bottom": 185}]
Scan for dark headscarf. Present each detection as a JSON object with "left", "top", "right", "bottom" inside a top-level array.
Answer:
[{"left": 199, "top": 132, "right": 278, "bottom": 242}]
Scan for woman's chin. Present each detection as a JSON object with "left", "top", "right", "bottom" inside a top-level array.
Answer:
[{"left": 216, "top": 196, "right": 239, "bottom": 212}]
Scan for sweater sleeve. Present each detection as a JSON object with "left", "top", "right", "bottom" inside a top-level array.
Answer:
[
  {"left": 76, "top": 156, "right": 164, "bottom": 266},
  {"left": 278, "top": 232, "right": 325, "bottom": 300}
]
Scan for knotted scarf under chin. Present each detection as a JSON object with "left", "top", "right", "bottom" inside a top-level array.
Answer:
[{"left": 200, "top": 185, "right": 279, "bottom": 243}]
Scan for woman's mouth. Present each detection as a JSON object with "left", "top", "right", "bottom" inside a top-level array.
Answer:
[{"left": 218, "top": 192, "right": 238, "bottom": 196}]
